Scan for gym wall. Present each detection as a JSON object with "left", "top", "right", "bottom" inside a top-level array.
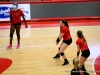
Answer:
[
  {"left": 0, "top": 0, "right": 100, "bottom": 22},
  {"left": 30, "top": 1, "right": 100, "bottom": 20}
]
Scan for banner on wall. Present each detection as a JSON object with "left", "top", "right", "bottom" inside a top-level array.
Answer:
[{"left": 0, "top": 4, "right": 31, "bottom": 21}]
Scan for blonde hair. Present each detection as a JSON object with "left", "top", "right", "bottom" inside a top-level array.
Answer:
[{"left": 73, "top": 58, "right": 80, "bottom": 70}]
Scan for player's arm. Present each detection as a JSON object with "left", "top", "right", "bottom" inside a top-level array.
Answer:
[
  {"left": 10, "top": 10, "right": 15, "bottom": 29},
  {"left": 59, "top": 33, "right": 64, "bottom": 40},
  {"left": 20, "top": 10, "right": 28, "bottom": 28},
  {"left": 22, "top": 15, "right": 28, "bottom": 28},
  {"left": 10, "top": 10, "right": 13, "bottom": 27},
  {"left": 56, "top": 33, "right": 65, "bottom": 44},
  {"left": 77, "top": 45, "right": 80, "bottom": 58}
]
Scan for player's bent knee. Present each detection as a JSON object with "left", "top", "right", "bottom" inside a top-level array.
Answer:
[{"left": 60, "top": 52, "right": 64, "bottom": 56}]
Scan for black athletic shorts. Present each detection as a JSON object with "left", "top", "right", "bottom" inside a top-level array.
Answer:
[
  {"left": 13, "top": 22, "right": 21, "bottom": 29},
  {"left": 63, "top": 38, "right": 72, "bottom": 45},
  {"left": 81, "top": 49, "right": 90, "bottom": 58}
]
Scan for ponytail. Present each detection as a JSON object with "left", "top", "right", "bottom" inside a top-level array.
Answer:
[
  {"left": 82, "top": 34, "right": 87, "bottom": 44},
  {"left": 73, "top": 58, "right": 80, "bottom": 70}
]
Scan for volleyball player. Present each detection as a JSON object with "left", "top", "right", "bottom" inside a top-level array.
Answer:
[
  {"left": 71, "top": 58, "right": 89, "bottom": 75},
  {"left": 7, "top": 2, "right": 28, "bottom": 50},
  {"left": 76, "top": 30, "right": 90, "bottom": 68},
  {"left": 53, "top": 20, "right": 72, "bottom": 66}
]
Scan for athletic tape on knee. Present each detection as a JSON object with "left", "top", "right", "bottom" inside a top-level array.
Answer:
[
  {"left": 10, "top": 34, "right": 13, "bottom": 38},
  {"left": 60, "top": 52, "right": 64, "bottom": 56},
  {"left": 17, "top": 34, "right": 20, "bottom": 38}
]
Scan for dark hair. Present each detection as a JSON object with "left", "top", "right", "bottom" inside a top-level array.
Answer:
[
  {"left": 77, "top": 30, "right": 87, "bottom": 44},
  {"left": 13, "top": 2, "right": 18, "bottom": 7},
  {"left": 73, "top": 58, "right": 80, "bottom": 70},
  {"left": 61, "top": 19, "right": 69, "bottom": 28}
]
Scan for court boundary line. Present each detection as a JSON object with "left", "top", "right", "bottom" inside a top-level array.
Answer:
[
  {"left": 0, "top": 44, "right": 76, "bottom": 50},
  {"left": 0, "top": 42, "right": 100, "bottom": 50}
]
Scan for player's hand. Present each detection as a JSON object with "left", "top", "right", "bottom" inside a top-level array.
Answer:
[
  {"left": 56, "top": 42, "right": 59, "bottom": 45},
  {"left": 25, "top": 25, "right": 28, "bottom": 28}
]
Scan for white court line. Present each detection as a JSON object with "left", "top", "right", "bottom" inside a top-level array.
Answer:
[
  {"left": 0, "top": 44, "right": 76, "bottom": 50},
  {"left": 0, "top": 45, "right": 57, "bottom": 50},
  {"left": 1, "top": 42, "right": 100, "bottom": 50}
]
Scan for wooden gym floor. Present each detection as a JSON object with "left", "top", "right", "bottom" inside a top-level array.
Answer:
[{"left": 0, "top": 20, "right": 100, "bottom": 75}]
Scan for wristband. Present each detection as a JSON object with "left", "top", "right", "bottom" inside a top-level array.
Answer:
[
  {"left": 77, "top": 52, "right": 80, "bottom": 56},
  {"left": 56, "top": 37, "right": 60, "bottom": 43}
]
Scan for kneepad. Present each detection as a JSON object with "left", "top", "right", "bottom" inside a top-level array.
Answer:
[
  {"left": 17, "top": 34, "right": 20, "bottom": 38},
  {"left": 10, "top": 34, "right": 13, "bottom": 38},
  {"left": 60, "top": 52, "right": 64, "bottom": 56}
]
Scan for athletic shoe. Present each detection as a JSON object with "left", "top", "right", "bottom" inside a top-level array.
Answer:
[
  {"left": 53, "top": 54, "right": 60, "bottom": 59},
  {"left": 7, "top": 44, "right": 12, "bottom": 50},
  {"left": 62, "top": 61, "right": 69, "bottom": 66},
  {"left": 16, "top": 44, "right": 20, "bottom": 49}
]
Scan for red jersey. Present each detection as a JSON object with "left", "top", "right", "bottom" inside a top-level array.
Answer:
[
  {"left": 10, "top": 9, "right": 24, "bottom": 24},
  {"left": 76, "top": 38, "right": 89, "bottom": 51},
  {"left": 60, "top": 26, "right": 71, "bottom": 40}
]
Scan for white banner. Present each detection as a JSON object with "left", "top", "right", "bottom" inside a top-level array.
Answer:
[{"left": 0, "top": 4, "right": 31, "bottom": 21}]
